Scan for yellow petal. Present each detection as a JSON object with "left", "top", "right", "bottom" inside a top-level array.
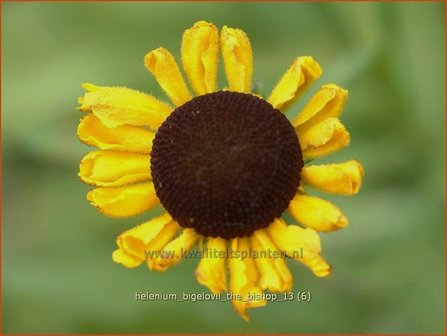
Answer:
[
  {"left": 252, "top": 230, "right": 292, "bottom": 292},
  {"left": 267, "top": 219, "right": 331, "bottom": 277},
  {"left": 289, "top": 193, "right": 348, "bottom": 232},
  {"left": 79, "top": 151, "right": 150, "bottom": 187},
  {"left": 195, "top": 237, "right": 228, "bottom": 293},
  {"left": 112, "top": 249, "right": 142, "bottom": 268},
  {"left": 87, "top": 182, "right": 159, "bottom": 217},
  {"left": 301, "top": 160, "right": 364, "bottom": 195},
  {"left": 292, "top": 84, "right": 348, "bottom": 127},
  {"left": 144, "top": 47, "right": 192, "bottom": 107},
  {"left": 113, "top": 213, "right": 178, "bottom": 268},
  {"left": 268, "top": 57, "right": 322, "bottom": 112},
  {"left": 79, "top": 83, "right": 171, "bottom": 130},
  {"left": 182, "top": 21, "right": 219, "bottom": 95},
  {"left": 221, "top": 25, "right": 253, "bottom": 93},
  {"left": 229, "top": 238, "right": 266, "bottom": 321},
  {"left": 149, "top": 228, "right": 199, "bottom": 271},
  {"left": 143, "top": 222, "right": 180, "bottom": 258},
  {"left": 297, "top": 117, "right": 350, "bottom": 160},
  {"left": 78, "top": 114, "right": 154, "bottom": 153}
]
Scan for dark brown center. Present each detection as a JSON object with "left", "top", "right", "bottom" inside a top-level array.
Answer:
[{"left": 150, "top": 91, "right": 303, "bottom": 239}]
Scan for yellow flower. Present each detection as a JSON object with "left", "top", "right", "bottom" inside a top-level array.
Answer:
[{"left": 77, "top": 20, "right": 364, "bottom": 321}]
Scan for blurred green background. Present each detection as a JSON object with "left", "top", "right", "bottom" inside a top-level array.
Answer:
[{"left": 2, "top": 1, "right": 445, "bottom": 334}]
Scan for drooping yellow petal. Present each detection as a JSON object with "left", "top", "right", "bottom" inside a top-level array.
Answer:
[
  {"left": 77, "top": 114, "right": 154, "bottom": 153},
  {"left": 195, "top": 237, "right": 228, "bottom": 293},
  {"left": 79, "top": 83, "right": 172, "bottom": 130},
  {"left": 267, "top": 219, "right": 331, "bottom": 278},
  {"left": 79, "top": 151, "right": 150, "bottom": 187},
  {"left": 229, "top": 238, "right": 266, "bottom": 321},
  {"left": 182, "top": 21, "right": 219, "bottom": 95},
  {"left": 292, "top": 84, "right": 348, "bottom": 127},
  {"left": 144, "top": 47, "right": 192, "bottom": 107},
  {"left": 252, "top": 230, "right": 292, "bottom": 292},
  {"left": 143, "top": 223, "right": 180, "bottom": 264},
  {"left": 87, "top": 182, "right": 159, "bottom": 218},
  {"left": 289, "top": 193, "right": 348, "bottom": 232},
  {"left": 268, "top": 57, "right": 322, "bottom": 112},
  {"left": 112, "top": 249, "right": 142, "bottom": 268},
  {"left": 112, "top": 213, "right": 178, "bottom": 268},
  {"left": 221, "top": 25, "right": 253, "bottom": 93},
  {"left": 301, "top": 160, "right": 364, "bottom": 195},
  {"left": 297, "top": 117, "right": 350, "bottom": 160},
  {"left": 149, "top": 228, "right": 199, "bottom": 271}
]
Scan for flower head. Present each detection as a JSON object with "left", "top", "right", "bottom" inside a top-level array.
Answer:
[{"left": 77, "top": 20, "right": 364, "bottom": 321}]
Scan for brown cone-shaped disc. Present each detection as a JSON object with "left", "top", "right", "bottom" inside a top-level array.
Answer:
[{"left": 151, "top": 91, "right": 303, "bottom": 239}]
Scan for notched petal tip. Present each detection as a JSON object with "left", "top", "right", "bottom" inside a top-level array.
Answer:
[
  {"left": 268, "top": 56, "right": 323, "bottom": 112},
  {"left": 112, "top": 249, "right": 142, "bottom": 268},
  {"left": 311, "top": 258, "right": 332, "bottom": 278},
  {"left": 298, "top": 117, "right": 350, "bottom": 160},
  {"left": 78, "top": 84, "right": 172, "bottom": 129},
  {"left": 144, "top": 47, "right": 192, "bottom": 107},
  {"left": 81, "top": 82, "right": 102, "bottom": 92},
  {"left": 289, "top": 194, "right": 349, "bottom": 232},
  {"left": 77, "top": 96, "right": 85, "bottom": 107},
  {"left": 78, "top": 150, "right": 151, "bottom": 187},
  {"left": 86, "top": 183, "right": 159, "bottom": 218},
  {"left": 252, "top": 230, "right": 293, "bottom": 292},
  {"left": 113, "top": 213, "right": 178, "bottom": 270},
  {"left": 351, "top": 160, "right": 365, "bottom": 193},
  {"left": 299, "top": 56, "right": 323, "bottom": 78},
  {"left": 221, "top": 25, "right": 253, "bottom": 93},
  {"left": 182, "top": 20, "right": 219, "bottom": 95},
  {"left": 148, "top": 228, "right": 199, "bottom": 272},
  {"left": 194, "top": 270, "right": 228, "bottom": 294},
  {"left": 302, "top": 160, "right": 364, "bottom": 195},
  {"left": 144, "top": 47, "right": 164, "bottom": 71},
  {"left": 228, "top": 238, "right": 267, "bottom": 321},
  {"left": 293, "top": 83, "right": 349, "bottom": 127},
  {"left": 77, "top": 114, "right": 154, "bottom": 153},
  {"left": 266, "top": 219, "right": 332, "bottom": 277},
  {"left": 195, "top": 237, "right": 228, "bottom": 293}
]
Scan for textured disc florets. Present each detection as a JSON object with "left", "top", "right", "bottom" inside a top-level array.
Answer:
[{"left": 151, "top": 91, "right": 303, "bottom": 239}]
